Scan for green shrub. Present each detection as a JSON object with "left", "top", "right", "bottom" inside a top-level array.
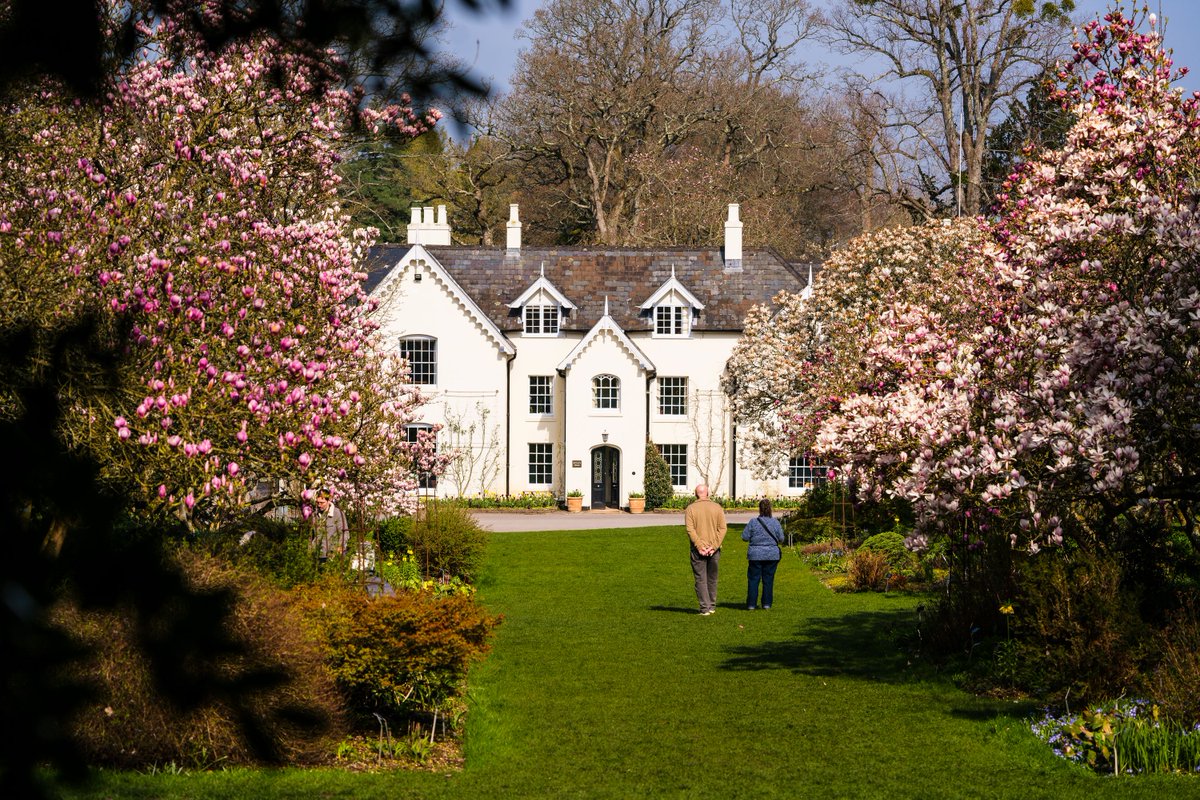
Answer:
[
  {"left": 783, "top": 514, "right": 840, "bottom": 544},
  {"left": 191, "top": 516, "right": 318, "bottom": 589},
  {"left": 1010, "top": 550, "right": 1148, "bottom": 702},
  {"left": 847, "top": 549, "right": 891, "bottom": 591},
  {"left": 644, "top": 443, "right": 673, "bottom": 510},
  {"left": 408, "top": 501, "right": 488, "bottom": 582},
  {"left": 453, "top": 492, "right": 558, "bottom": 509},
  {"left": 303, "top": 585, "right": 500, "bottom": 721},
  {"left": 55, "top": 552, "right": 345, "bottom": 768},
  {"left": 375, "top": 515, "right": 412, "bottom": 557},
  {"left": 860, "top": 532, "right": 913, "bottom": 571}
]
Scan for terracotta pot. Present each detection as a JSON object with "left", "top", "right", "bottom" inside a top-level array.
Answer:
[
  {"left": 567, "top": 496, "right": 583, "bottom": 512},
  {"left": 628, "top": 497, "right": 645, "bottom": 514}
]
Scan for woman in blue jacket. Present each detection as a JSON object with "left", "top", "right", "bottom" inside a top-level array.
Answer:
[{"left": 742, "top": 498, "right": 785, "bottom": 609}]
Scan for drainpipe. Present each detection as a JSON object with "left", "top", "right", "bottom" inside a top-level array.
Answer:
[
  {"left": 559, "top": 368, "right": 567, "bottom": 502},
  {"left": 645, "top": 375, "right": 651, "bottom": 440},
  {"left": 505, "top": 356, "right": 512, "bottom": 497}
]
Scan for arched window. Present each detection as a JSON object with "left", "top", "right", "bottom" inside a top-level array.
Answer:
[
  {"left": 592, "top": 374, "right": 620, "bottom": 410},
  {"left": 399, "top": 335, "right": 437, "bottom": 385}
]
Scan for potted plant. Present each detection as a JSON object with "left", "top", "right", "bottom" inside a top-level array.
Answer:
[
  {"left": 566, "top": 489, "right": 583, "bottom": 512},
  {"left": 628, "top": 491, "right": 645, "bottom": 514}
]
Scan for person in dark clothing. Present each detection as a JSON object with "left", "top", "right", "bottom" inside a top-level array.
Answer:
[{"left": 742, "top": 498, "right": 785, "bottom": 609}]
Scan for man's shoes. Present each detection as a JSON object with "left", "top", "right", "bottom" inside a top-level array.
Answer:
[{"left": 700, "top": 609, "right": 714, "bottom": 616}]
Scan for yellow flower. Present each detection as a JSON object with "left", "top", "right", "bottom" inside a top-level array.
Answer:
[{"left": 999, "top": 603, "right": 1014, "bottom": 615}]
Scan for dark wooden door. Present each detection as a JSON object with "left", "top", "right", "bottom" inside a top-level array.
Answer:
[{"left": 590, "top": 446, "right": 620, "bottom": 509}]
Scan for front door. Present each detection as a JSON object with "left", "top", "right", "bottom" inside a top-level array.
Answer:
[{"left": 590, "top": 446, "right": 620, "bottom": 509}]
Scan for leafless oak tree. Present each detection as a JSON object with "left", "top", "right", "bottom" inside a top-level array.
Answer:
[{"left": 825, "top": 0, "right": 1074, "bottom": 216}]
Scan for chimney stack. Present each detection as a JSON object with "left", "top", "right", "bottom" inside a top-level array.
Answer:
[
  {"left": 506, "top": 204, "right": 522, "bottom": 250},
  {"left": 406, "top": 204, "right": 452, "bottom": 246},
  {"left": 723, "top": 203, "right": 743, "bottom": 271}
]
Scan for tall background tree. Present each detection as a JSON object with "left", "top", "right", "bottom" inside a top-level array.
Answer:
[
  {"left": 824, "top": 0, "right": 1076, "bottom": 217},
  {"left": 465, "top": 0, "right": 869, "bottom": 259}
]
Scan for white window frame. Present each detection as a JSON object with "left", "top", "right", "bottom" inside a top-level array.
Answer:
[
  {"left": 399, "top": 335, "right": 437, "bottom": 385},
  {"left": 528, "top": 443, "right": 553, "bottom": 485},
  {"left": 654, "top": 304, "right": 688, "bottom": 337},
  {"left": 789, "top": 455, "right": 828, "bottom": 488},
  {"left": 657, "top": 444, "right": 688, "bottom": 487},
  {"left": 529, "top": 375, "right": 553, "bottom": 415},
  {"left": 592, "top": 374, "right": 621, "bottom": 411},
  {"left": 524, "top": 304, "right": 560, "bottom": 336},
  {"left": 657, "top": 377, "right": 688, "bottom": 416}
]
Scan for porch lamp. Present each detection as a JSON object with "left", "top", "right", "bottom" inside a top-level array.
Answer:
[{"left": 602, "top": 431, "right": 609, "bottom": 442}]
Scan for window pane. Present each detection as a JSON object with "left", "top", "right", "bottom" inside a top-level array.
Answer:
[
  {"left": 528, "top": 443, "right": 553, "bottom": 484},
  {"left": 592, "top": 374, "right": 620, "bottom": 409},
  {"left": 525, "top": 305, "right": 559, "bottom": 335},
  {"left": 524, "top": 305, "right": 541, "bottom": 334},
  {"left": 789, "top": 455, "right": 828, "bottom": 488},
  {"left": 404, "top": 424, "right": 437, "bottom": 489},
  {"left": 655, "top": 306, "right": 670, "bottom": 335},
  {"left": 655, "top": 305, "right": 687, "bottom": 336},
  {"left": 529, "top": 375, "right": 553, "bottom": 415},
  {"left": 399, "top": 337, "right": 437, "bottom": 385},
  {"left": 658, "top": 377, "right": 688, "bottom": 415},
  {"left": 657, "top": 444, "right": 688, "bottom": 487}
]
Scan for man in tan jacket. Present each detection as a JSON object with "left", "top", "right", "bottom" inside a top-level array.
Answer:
[{"left": 685, "top": 484, "right": 726, "bottom": 615}]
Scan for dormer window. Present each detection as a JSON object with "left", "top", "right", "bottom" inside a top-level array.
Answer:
[
  {"left": 655, "top": 304, "right": 688, "bottom": 336},
  {"left": 508, "top": 264, "right": 576, "bottom": 337},
  {"left": 640, "top": 267, "right": 704, "bottom": 339},
  {"left": 524, "top": 304, "right": 560, "bottom": 335}
]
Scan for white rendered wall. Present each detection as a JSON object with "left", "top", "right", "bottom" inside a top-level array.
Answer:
[
  {"left": 507, "top": 333, "right": 575, "bottom": 495},
  {"left": 372, "top": 255, "right": 510, "bottom": 496},
  {"left": 560, "top": 330, "right": 649, "bottom": 507}
]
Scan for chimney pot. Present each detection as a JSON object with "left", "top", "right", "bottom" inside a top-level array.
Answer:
[
  {"left": 506, "top": 203, "right": 522, "bottom": 250},
  {"left": 724, "top": 202, "right": 743, "bottom": 271},
  {"left": 406, "top": 206, "right": 422, "bottom": 244}
]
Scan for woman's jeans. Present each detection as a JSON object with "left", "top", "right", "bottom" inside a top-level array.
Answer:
[{"left": 747, "top": 560, "right": 780, "bottom": 608}]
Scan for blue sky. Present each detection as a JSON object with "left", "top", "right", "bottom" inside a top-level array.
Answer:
[{"left": 439, "top": 0, "right": 1200, "bottom": 97}]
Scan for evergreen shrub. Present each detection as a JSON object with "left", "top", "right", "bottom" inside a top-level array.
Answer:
[
  {"left": 375, "top": 515, "right": 412, "bottom": 557},
  {"left": 303, "top": 584, "right": 500, "bottom": 720},
  {"left": 643, "top": 442, "right": 673, "bottom": 510},
  {"left": 860, "top": 532, "right": 913, "bottom": 571}
]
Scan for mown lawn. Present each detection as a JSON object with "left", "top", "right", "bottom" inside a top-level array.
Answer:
[{"left": 71, "top": 525, "right": 1200, "bottom": 799}]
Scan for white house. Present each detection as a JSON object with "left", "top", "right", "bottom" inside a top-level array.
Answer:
[{"left": 365, "top": 203, "right": 825, "bottom": 510}]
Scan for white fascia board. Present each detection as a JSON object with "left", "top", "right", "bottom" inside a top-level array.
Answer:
[
  {"left": 557, "top": 314, "right": 656, "bottom": 374},
  {"left": 506, "top": 275, "right": 578, "bottom": 310},
  {"left": 375, "top": 244, "right": 515, "bottom": 358},
  {"left": 638, "top": 274, "right": 706, "bottom": 311}
]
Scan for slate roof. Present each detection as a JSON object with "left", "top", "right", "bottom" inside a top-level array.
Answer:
[{"left": 364, "top": 244, "right": 813, "bottom": 333}]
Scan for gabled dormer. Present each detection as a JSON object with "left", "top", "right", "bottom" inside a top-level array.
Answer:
[
  {"left": 639, "top": 266, "right": 705, "bottom": 338},
  {"left": 508, "top": 264, "right": 577, "bottom": 337}
]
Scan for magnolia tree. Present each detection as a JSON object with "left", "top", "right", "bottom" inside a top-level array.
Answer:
[
  {"left": 733, "top": 8, "right": 1200, "bottom": 559},
  {"left": 0, "top": 11, "right": 443, "bottom": 522},
  {"left": 724, "top": 217, "right": 988, "bottom": 478}
]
